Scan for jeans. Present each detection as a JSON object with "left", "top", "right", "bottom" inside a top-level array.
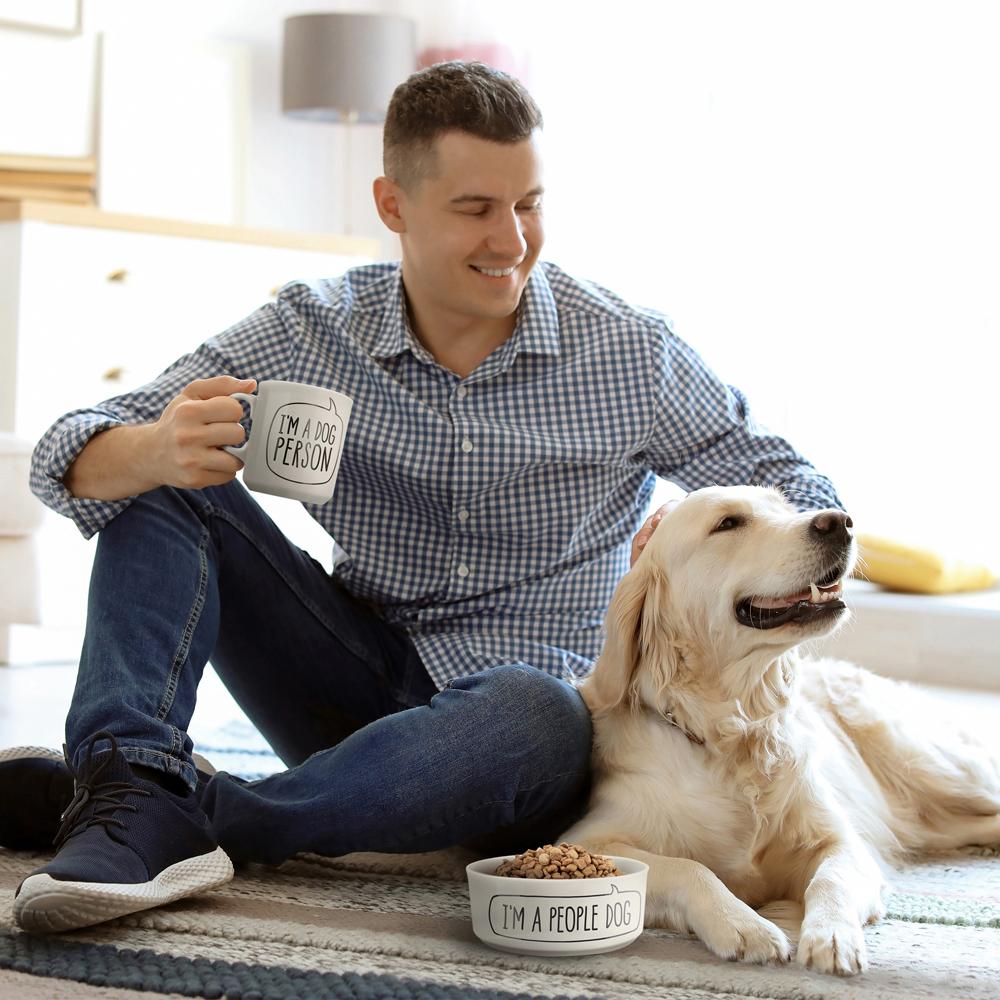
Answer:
[{"left": 66, "top": 482, "right": 593, "bottom": 864}]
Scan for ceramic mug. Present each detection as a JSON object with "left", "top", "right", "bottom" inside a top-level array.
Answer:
[{"left": 223, "top": 379, "right": 353, "bottom": 504}]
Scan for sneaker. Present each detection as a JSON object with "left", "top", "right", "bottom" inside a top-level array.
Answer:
[
  {"left": 12, "top": 732, "right": 233, "bottom": 933},
  {"left": 0, "top": 744, "right": 217, "bottom": 853},
  {"left": 0, "top": 746, "right": 73, "bottom": 851}
]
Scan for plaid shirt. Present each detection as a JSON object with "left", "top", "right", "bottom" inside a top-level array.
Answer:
[{"left": 31, "top": 262, "right": 842, "bottom": 689}]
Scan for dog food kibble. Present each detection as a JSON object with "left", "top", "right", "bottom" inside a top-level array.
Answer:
[{"left": 494, "top": 843, "right": 621, "bottom": 879}]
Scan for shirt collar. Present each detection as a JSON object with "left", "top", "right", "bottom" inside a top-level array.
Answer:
[
  {"left": 369, "top": 263, "right": 562, "bottom": 365},
  {"left": 369, "top": 267, "right": 415, "bottom": 361},
  {"left": 515, "top": 265, "right": 561, "bottom": 359}
]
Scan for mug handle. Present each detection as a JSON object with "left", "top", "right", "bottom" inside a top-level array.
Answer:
[{"left": 222, "top": 391, "right": 257, "bottom": 458}]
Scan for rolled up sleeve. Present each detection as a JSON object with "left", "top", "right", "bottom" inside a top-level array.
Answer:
[{"left": 30, "top": 300, "right": 297, "bottom": 537}]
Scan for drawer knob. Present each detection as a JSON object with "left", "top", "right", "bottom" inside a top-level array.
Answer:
[{"left": 106, "top": 268, "right": 129, "bottom": 283}]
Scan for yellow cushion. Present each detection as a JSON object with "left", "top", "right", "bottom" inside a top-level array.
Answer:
[{"left": 854, "top": 533, "right": 998, "bottom": 594}]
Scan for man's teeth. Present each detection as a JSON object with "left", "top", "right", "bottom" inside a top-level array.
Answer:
[
  {"left": 472, "top": 265, "right": 517, "bottom": 277},
  {"left": 809, "top": 581, "right": 843, "bottom": 603}
]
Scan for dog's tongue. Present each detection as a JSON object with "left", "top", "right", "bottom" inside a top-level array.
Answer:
[{"left": 752, "top": 589, "right": 812, "bottom": 610}]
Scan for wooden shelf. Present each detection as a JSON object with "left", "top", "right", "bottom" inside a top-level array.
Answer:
[{"left": 0, "top": 200, "right": 378, "bottom": 256}]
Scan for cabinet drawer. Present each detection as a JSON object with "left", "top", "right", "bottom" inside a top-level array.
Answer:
[
  {"left": 14, "top": 221, "right": 370, "bottom": 439},
  {"left": 6, "top": 216, "right": 372, "bottom": 628}
]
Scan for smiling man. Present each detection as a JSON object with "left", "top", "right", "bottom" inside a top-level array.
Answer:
[
  {"left": 375, "top": 127, "right": 545, "bottom": 376},
  {"left": 1, "top": 62, "right": 844, "bottom": 934}
]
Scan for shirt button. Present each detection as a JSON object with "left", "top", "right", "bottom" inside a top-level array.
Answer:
[
  {"left": 456, "top": 563, "right": 470, "bottom": 578},
  {"left": 457, "top": 509, "right": 470, "bottom": 522},
  {"left": 461, "top": 438, "right": 474, "bottom": 453},
  {"left": 456, "top": 385, "right": 468, "bottom": 399}
]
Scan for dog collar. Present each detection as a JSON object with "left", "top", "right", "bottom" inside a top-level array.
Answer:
[{"left": 660, "top": 710, "right": 704, "bottom": 746}]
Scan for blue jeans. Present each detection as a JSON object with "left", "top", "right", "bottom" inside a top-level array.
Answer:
[{"left": 66, "top": 482, "right": 593, "bottom": 864}]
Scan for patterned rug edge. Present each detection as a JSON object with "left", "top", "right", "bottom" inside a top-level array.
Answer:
[{"left": 0, "top": 930, "right": 625, "bottom": 1000}]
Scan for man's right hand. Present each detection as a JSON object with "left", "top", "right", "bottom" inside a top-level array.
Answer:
[
  {"left": 150, "top": 376, "right": 257, "bottom": 489},
  {"left": 629, "top": 497, "right": 685, "bottom": 567}
]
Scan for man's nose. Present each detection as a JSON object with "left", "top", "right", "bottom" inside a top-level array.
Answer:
[{"left": 487, "top": 209, "right": 527, "bottom": 259}]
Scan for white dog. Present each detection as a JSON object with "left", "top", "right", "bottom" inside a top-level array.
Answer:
[{"left": 560, "top": 485, "right": 1000, "bottom": 976}]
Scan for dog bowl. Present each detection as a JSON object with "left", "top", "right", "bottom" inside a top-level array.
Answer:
[{"left": 466, "top": 855, "right": 648, "bottom": 956}]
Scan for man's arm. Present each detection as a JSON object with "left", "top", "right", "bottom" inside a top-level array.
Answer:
[
  {"left": 31, "top": 297, "right": 296, "bottom": 538},
  {"left": 640, "top": 325, "right": 844, "bottom": 514},
  {"left": 65, "top": 377, "right": 255, "bottom": 501}
]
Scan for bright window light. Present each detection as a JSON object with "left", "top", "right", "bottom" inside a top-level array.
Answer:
[{"left": 519, "top": 0, "right": 999, "bottom": 569}]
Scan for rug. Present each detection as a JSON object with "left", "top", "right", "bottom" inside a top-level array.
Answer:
[{"left": 1, "top": 841, "right": 998, "bottom": 1000}]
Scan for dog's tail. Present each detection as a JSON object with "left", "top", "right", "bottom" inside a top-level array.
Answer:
[{"left": 820, "top": 660, "right": 1000, "bottom": 851}]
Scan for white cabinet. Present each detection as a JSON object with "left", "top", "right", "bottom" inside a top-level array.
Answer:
[
  {"left": 3, "top": 206, "right": 376, "bottom": 440},
  {"left": 0, "top": 202, "right": 377, "bottom": 640}
]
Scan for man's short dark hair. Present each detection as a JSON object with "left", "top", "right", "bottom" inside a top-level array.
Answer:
[{"left": 383, "top": 61, "right": 543, "bottom": 190}]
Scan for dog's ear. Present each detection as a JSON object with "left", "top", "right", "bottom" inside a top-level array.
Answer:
[{"left": 585, "top": 558, "right": 678, "bottom": 715}]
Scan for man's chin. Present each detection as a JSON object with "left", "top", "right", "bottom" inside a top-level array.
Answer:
[{"left": 464, "top": 281, "right": 528, "bottom": 317}]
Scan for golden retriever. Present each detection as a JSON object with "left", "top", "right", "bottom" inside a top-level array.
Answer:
[{"left": 560, "top": 485, "right": 1000, "bottom": 975}]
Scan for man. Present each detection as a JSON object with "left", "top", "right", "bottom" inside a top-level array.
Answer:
[{"left": 0, "top": 62, "right": 843, "bottom": 933}]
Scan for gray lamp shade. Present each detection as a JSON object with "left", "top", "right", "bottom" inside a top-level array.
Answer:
[{"left": 282, "top": 13, "right": 416, "bottom": 123}]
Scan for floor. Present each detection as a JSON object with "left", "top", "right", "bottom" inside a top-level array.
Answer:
[{"left": 0, "top": 625, "right": 265, "bottom": 757}]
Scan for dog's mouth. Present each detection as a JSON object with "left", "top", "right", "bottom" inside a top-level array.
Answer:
[{"left": 735, "top": 563, "right": 848, "bottom": 630}]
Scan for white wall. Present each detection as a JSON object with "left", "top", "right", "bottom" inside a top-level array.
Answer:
[{"left": 527, "top": 0, "right": 1000, "bottom": 567}]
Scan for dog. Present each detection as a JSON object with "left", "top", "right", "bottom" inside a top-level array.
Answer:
[{"left": 560, "top": 485, "right": 1000, "bottom": 976}]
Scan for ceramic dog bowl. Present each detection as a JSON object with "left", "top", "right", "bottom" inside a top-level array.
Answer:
[{"left": 466, "top": 855, "right": 648, "bottom": 956}]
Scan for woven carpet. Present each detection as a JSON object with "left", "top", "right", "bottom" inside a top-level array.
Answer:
[{"left": 1, "top": 841, "right": 998, "bottom": 1000}]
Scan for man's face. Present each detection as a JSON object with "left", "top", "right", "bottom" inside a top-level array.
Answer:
[{"left": 393, "top": 130, "right": 545, "bottom": 329}]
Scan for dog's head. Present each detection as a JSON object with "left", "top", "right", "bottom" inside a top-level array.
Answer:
[{"left": 586, "top": 485, "right": 856, "bottom": 716}]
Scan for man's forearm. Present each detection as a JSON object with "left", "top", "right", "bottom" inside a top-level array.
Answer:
[{"left": 64, "top": 424, "right": 163, "bottom": 501}]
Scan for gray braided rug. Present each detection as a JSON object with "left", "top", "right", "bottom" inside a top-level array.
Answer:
[{"left": 1, "top": 841, "right": 998, "bottom": 1000}]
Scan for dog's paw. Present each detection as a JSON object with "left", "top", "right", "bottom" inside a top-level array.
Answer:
[
  {"left": 692, "top": 901, "right": 791, "bottom": 965},
  {"left": 797, "top": 920, "right": 868, "bottom": 976},
  {"left": 863, "top": 895, "right": 887, "bottom": 926}
]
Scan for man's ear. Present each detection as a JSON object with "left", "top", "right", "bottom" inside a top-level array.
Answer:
[{"left": 373, "top": 176, "right": 406, "bottom": 234}]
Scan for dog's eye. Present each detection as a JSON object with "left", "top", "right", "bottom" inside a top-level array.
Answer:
[{"left": 712, "top": 515, "right": 744, "bottom": 534}]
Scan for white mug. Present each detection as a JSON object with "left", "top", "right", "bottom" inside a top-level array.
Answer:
[{"left": 223, "top": 379, "right": 353, "bottom": 504}]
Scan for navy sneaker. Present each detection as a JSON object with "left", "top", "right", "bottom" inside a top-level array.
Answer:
[
  {"left": 0, "top": 746, "right": 73, "bottom": 851},
  {"left": 13, "top": 732, "right": 233, "bottom": 933},
  {"left": 0, "top": 744, "right": 216, "bottom": 853}
]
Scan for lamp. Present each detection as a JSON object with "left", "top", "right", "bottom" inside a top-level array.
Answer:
[
  {"left": 282, "top": 12, "right": 416, "bottom": 123},
  {"left": 282, "top": 13, "right": 416, "bottom": 232}
]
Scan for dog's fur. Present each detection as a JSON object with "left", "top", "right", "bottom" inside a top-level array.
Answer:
[{"left": 561, "top": 485, "right": 1000, "bottom": 975}]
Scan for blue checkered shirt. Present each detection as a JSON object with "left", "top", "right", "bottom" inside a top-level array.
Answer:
[{"left": 31, "top": 262, "right": 843, "bottom": 689}]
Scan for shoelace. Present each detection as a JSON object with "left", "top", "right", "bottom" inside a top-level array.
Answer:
[{"left": 54, "top": 732, "right": 151, "bottom": 848}]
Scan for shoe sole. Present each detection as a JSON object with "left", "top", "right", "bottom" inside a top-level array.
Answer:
[
  {"left": 0, "top": 746, "right": 64, "bottom": 764},
  {"left": 0, "top": 745, "right": 216, "bottom": 775},
  {"left": 13, "top": 845, "right": 234, "bottom": 933}
]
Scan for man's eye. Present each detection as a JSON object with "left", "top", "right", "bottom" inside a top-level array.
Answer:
[
  {"left": 712, "top": 516, "right": 744, "bottom": 533},
  {"left": 518, "top": 202, "right": 542, "bottom": 213}
]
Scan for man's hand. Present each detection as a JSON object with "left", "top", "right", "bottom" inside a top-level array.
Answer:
[
  {"left": 64, "top": 376, "right": 259, "bottom": 502},
  {"left": 149, "top": 376, "right": 257, "bottom": 490},
  {"left": 630, "top": 497, "right": 685, "bottom": 567}
]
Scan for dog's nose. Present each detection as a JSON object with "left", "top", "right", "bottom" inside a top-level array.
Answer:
[{"left": 810, "top": 510, "right": 854, "bottom": 546}]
